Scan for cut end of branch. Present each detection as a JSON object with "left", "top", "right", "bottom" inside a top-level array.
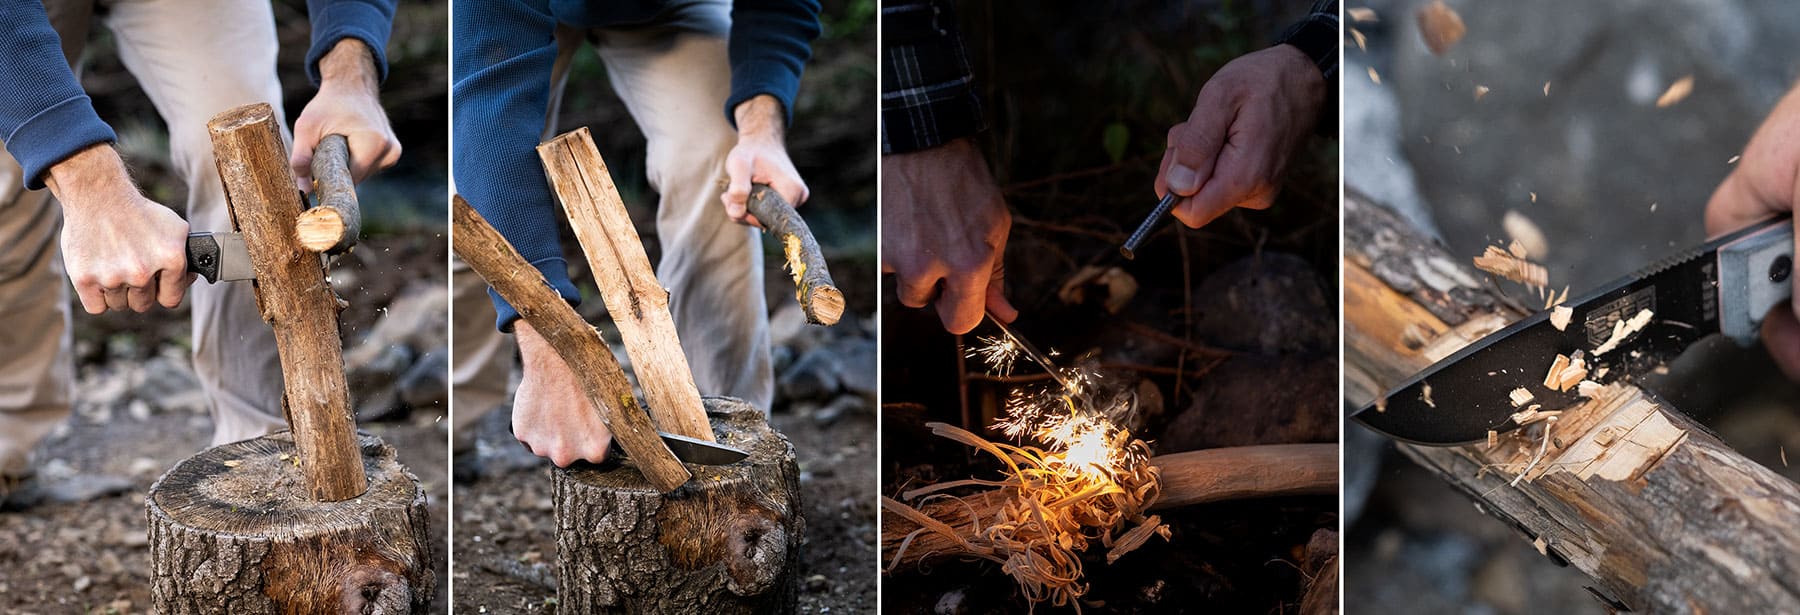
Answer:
[
  {"left": 295, "top": 207, "right": 348, "bottom": 253},
  {"left": 805, "top": 286, "right": 845, "bottom": 326}
]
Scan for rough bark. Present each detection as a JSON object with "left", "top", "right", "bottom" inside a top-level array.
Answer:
[
  {"left": 1344, "top": 188, "right": 1800, "bottom": 612},
  {"left": 451, "top": 195, "right": 689, "bottom": 491},
  {"left": 295, "top": 133, "right": 361, "bottom": 254},
  {"left": 746, "top": 183, "right": 843, "bottom": 326},
  {"left": 208, "top": 103, "right": 364, "bottom": 501},
  {"left": 146, "top": 432, "right": 432, "bottom": 614},
  {"left": 555, "top": 397, "right": 802, "bottom": 614},
  {"left": 1300, "top": 528, "right": 1338, "bottom": 615},
  {"left": 538, "top": 127, "right": 715, "bottom": 440},
  {"left": 880, "top": 443, "right": 1338, "bottom": 568}
]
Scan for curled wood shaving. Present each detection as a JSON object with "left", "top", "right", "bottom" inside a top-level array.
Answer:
[
  {"left": 1549, "top": 305, "right": 1574, "bottom": 331},
  {"left": 1592, "top": 309, "right": 1654, "bottom": 355},
  {"left": 1656, "top": 75, "right": 1695, "bottom": 108},
  {"left": 1474, "top": 246, "right": 1548, "bottom": 288},
  {"left": 1416, "top": 0, "right": 1466, "bottom": 55},
  {"left": 886, "top": 422, "right": 1167, "bottom": 609},
  {"left": 1511, "top": 416, "right": 1558, "bottom": 487}
]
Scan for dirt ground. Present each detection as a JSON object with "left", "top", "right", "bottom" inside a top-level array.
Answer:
[{"left": 0, "top": 236, "right": 449, "bottom": 614}]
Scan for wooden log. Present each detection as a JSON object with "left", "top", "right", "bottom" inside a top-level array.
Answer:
[
  {"left": 451, "top": 195, "right": 690, "bottom": 492},
  {"left": 881, "top": 443, "right": 1337, "bottom": 568},
  {"left": 746, "top": 183, "right": 843, "bottom": 326},
  {"left": 555, "top": 397, "right": 802, "bottom": 613},
  {"left": 538, "top": 128, "right": 715, "bottom": 441},
  {"left": 1344, "top": 188, "right": 1800, "bottom": 612},
  {"left": 146, "top": 432, "right": 432, "bottom": 613},
  {"left": 208, "top": 103, "right": 364, "bottom": 501},
  {"left": 294, "top": 134, "right": 361, "bottom": 254}
]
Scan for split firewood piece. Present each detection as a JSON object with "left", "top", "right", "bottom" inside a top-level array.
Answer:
[
  {"left": 294, "top": 134, "right": 361, "bottom": 254},
  {"left": 747, "top": 183, "right": 844, "bottom": 326},
  {"left": 538, "top": 127, "right": 714, "bottom": 441},
  {"left": 1592, "top": 309, "right": 1654, "bottom": 355},
  {"left": 451, "top": 195, "right": 689, "bottom": 492},
  {"left": 207, "top": 103, "right": 364, "bottom": 502},
  {"left": 1416, "top": 0, "right": 1466, "bottom": 55},
  {"left": 1474, "top": 244, "right": 1549, "bottom": 288}
]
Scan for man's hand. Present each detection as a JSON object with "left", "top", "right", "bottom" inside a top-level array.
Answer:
[
  {"left": 1154, "top": 44, "right": 1326, "bottom": 228},
  {"left": 290, "top": 39, "right": 401, "bottom": 191},
  {"left": 882, "top": 137, "right": 1018, "bottom": 334},
  {"left": 512, "top": 321, "right": 613, "bottom": 467},
  {"left": 1706, "top": 85, "right": 1800, "bottom": 380},
  {"left": 722, "top": 94, "right": 809, "bottom": 227},
  {"left": 47, "top": 144, "right": 192, "bottom": 314}
]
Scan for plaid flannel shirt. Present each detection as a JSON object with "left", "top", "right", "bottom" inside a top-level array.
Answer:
[{"left": 881, "top": 1, "right": 1340, "bottom": 154}]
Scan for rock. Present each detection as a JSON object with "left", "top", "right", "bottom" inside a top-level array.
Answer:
[
  {"left": 1160, "top": 355, "right": 1338, "bottom": 451},
  {"left": 1191, "top": 253, "right": 1333, "bottom": 355},
  {"left": 779, "top": 346, "right": 844, "bottom": 402},
  {"left": 834, "top": 337, "right": 877, "bottom": 398},
  {"left": 127, "top": 400, "right": 152, "bottom": 422},
  {"left": 72, "top": 575, "right": 91, "bottom": 593},
  {"left": 933, "top": 588, "right": 969, "bottom": 615},
  {"left": 813, "top": 395, "right": 868, "bottom": 427},
  {"left": 399, "top": 349, "right": 449, "bottom": 410}
]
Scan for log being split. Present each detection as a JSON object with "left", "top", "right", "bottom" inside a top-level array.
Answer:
[
  {"left": 451, "top": 195, "right": 689, "bottom": 491},
  {"left": 555, "top": 397, "right": 802, "bottom": 613},
  {"left": 880, "top": 443, "right": 1337, "bottom": 569},
  {"left": 538, "top": 128, "right": 714, "bottom": 440},
  {"left": 746, "top": 183, "right": 842, "bottom": 326},
  {"left": 294, "top": 133, "right": 361, "bottom": 254},
  {"left": 146, "top": 432, "right": 433, "bottom": 614},
  {"left": 208, "top": 103, "right": 364, "bottom": 501},
  {"left": 1344, "top": 188, "right": 1800, "bottom": 612}
]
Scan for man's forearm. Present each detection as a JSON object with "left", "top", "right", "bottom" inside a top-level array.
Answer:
[
  {"left": 43, "top": 143, "right": 134, "bottom": 209},
  {"left": 734, "top": 94, "right": 786, "bottom": 142},
  {"left": 317, "top": 38, "right": 380, "bottom": 95}
]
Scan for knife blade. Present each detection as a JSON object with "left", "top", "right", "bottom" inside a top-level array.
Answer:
[
  {"left": 185, "top": 232, "right": 254, "bottom": 283},
  {"left": 591, "top": 431, "right": 750, "bottom": 467},
  {"left": 1353, "top": 215, "right": 1793, "bottom": 446}
]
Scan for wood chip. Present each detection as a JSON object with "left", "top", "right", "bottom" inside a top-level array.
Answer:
[
  {"left": 1784, "top": 446, "right": 1789, "bottom": 468},
  {"left": 1503, "top": 210, "right": 1549, "bottom": 258},
  {"left": 1422, "top": 382, "right": 1436, "bottom": 408},
  {"left": 1655, "top": 75, "right": 1695, "bottom": 108},
  {"left": 1487, "top": 430, "right": 1499, "bottom": 450},
  {"left": 1474, "top": 245, "right": 1548, "bottom": 288},
  {"left": 1577, "top": 380, "right": 1603, "bottom": 398},
  {"left": 1474, "top": 85, "right": 1490, "bottom": 101},
  {"left": 1416, "top": 0, "right": 1466, "bottom": 55},
  {"left": 1542, "top": 354, "right": 1571, "bottom": 389},
  {"left": 1350, "top": 28, "right": 1368, "bottom": 51},
  {"left": 1544, "top": 81, "right": 1552, "bottom": 96},
  {"left": 1348, "top": 7, "right": 1378, "bottom": 22},
  {"left": 1729, "top": 155, "right": 1742, "bottom": 165},
  {"left": 1509, "top": 387, "right": 1535, "bottom": 407},
  {"left": 1368, "top": 66, "right": 1382, "bottom": 85},
  {"left": 1550, "top": 305, "right": 1574, "bottom": 331},
  {"left": 1544, "top": 352, "right": 1589, "bottom": 392},
  {"left": 1592, "top": 309, "right": 1654, "bottom": 355},
  {"left": 1533, "top": 536, "right": 1549, "bottom": 555}
]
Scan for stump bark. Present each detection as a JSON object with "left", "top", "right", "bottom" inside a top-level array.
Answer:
[
  {"left": 1344, "top": 188, "right": 1800, "bottom": 612},
  {"left": 554, "top": 397, "right": 803, "bottom": 613},
  {"left": 146, "top": 432, "right": 433, "bottom": 614}
]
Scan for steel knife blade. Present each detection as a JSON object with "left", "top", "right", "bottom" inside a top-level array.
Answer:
[
  {"left": 591, "top": 431, "right": 750, "bottom": 467},
  {"left": 185, "top": 232, "right": 254, "bottom": 283},
  {"left": 1353, "top": 216, "right": 1793, "bottom": 446}
]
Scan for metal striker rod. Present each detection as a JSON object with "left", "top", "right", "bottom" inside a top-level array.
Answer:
[{"left": 1120, "top": 192, "right": 1180, "bottom": 260}]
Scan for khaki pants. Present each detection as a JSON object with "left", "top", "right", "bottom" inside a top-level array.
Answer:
[
  {"left": 453, "top": 10, "right": 775, "bottom": 430},
  {"left": 0, "top": 0, "right": 288, "bottom": 476}
]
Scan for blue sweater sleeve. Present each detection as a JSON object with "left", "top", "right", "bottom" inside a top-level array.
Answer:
[
  {"left": 725, "top": 0, "right": 822, "bottom": 126},
  {"left": 305, "top": 0, "right": 399, "bottom": 85},
  {"left": 452, "top": 0, "right": 580, "bottom": 332},
  {"left": 0, "top": 0, "right": 115, "bottom": 190}
]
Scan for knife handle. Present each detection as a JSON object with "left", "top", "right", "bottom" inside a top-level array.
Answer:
[
  {"left": 185, "top": 233, "right": 222, "bottom": 284},
  {"left": 1718, "top": 216, "right": 1794, "bottom": 346}
]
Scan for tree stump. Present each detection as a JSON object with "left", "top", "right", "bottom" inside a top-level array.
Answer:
[
  {"left": 146, "top": 432, "right": 433, "bottom": 614},
  {"left": 554, "top": 397, "right": 803, "bottom": 613}
]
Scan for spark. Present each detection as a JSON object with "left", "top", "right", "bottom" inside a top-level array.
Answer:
[{"left": 967, "top": 335, "right": 1020, "bottom": 376}]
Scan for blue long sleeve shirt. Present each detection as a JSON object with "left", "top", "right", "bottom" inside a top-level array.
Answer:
[
  {"left": 453, "top": 0, "right": 821, "bottom": 331},
  {"left": 0, "top": 0, "right": 396, "bottom": 190}
]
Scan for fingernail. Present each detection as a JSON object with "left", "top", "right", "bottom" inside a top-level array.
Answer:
[{"left": 1166, "top": 164, "right": 1199, "bottom": 194}]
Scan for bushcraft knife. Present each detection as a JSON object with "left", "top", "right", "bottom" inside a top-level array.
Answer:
[
  {"left": 1353, "top": 215, "right": 1794, "bottom": 446},
  {"left": 591, "top": 431, "right": 749, "bottom": 466},
  {"left": 185, "top": 232, "right": 254, "bottom": 283}
]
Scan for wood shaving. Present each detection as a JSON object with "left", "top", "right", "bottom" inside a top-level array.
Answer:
[
  {"left": 1655, "top": 75, "right": 1695, "bottom": 108},
  {"left": 1592, "top": 309, "right": 1654, "bottom": 355},
  {"left": 1503, "top": 210, "right": 1549, "bottom": 258},
  {"left": 1544, "top": 81, "right": 1552, "bottom": 96},
  {"left": 1350, "top": 28, "right": 1368, "bottom": 51},
  {"left": 1512, "top": 417, "right": 1557, "bottom": 486},
  {"left": 1368, "top": 66, "right": 1382, "bottom": 85},
  {"left": 1474, "top": 85, "right": 1490, "bottom": 100},
  {"left": 1422, "top": 382, "right": 1436, "bottom": 408},
  {"left": 1416, "top": 0, "right": 1466, "bottom": 55},
  {"left": 1729, "top": 155, "right": 1742, "bottom": 165},
  {"left": 1348, "top": 7, "right": 1378, "bottom": 22},
  {"left": 1474, "top": 245, "right": 1548, "bottom": 288},
  {"left": 1784, "top": 446, "right": 1790, "bottom": 468},
  {"left": 1508, "top": 239, "right": 1528, "bottom": 259},
  {"left": 1509, "top": 387, "right": 1535, "bottom": 407},
  {"left": 1550, "top": 305, "right": 1574, "bottom": 331},
  {"left": 1533, "top": 536, "right": 1549, "bottom": 555}
]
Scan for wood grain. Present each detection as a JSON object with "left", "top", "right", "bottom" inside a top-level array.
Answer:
[{"left": 747, "top": 183, "right": 843, "bottom": 325}]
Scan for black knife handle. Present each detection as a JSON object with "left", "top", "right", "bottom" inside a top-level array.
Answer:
[
  {"left": 185, "top": 233, "right": 221, "bottom": 284},
  {"left": 1718, "top": 215, "right": 1795, "bottom": 346}
]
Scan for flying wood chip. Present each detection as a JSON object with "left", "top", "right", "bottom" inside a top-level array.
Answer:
[
  {"left": 1348, "top": 7, "right": 1378, "bottom": 22},
  {"left": 1473, "top": 245, "right": 1548, "bottom": 288},
  {"left": 1416, "top": 1, "right": 1466, "bottom": 55},
  {"left": 1656, "top": 75, "right": 1695, "bottom": 108}
]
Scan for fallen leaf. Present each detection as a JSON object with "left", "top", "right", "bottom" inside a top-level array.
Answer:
[
  {"left": 1416, "top": 1, "right": 1466, "bottom": 55},
  {"left": 1655, "top": 75, "right": 1694, "bottom": 108}
]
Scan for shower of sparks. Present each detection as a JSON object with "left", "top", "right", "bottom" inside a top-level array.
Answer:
[{"left": 966, "top": 335, "right": 1020, "bottom": 376}]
